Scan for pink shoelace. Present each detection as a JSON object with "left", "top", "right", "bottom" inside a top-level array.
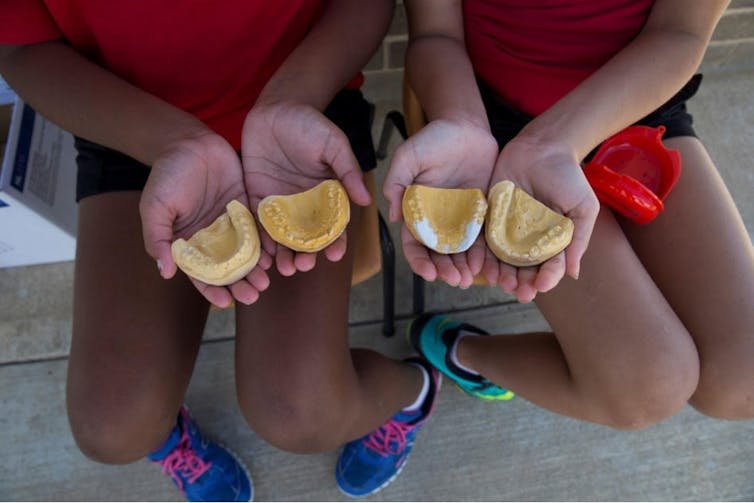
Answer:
[
  {"left": 362, "top": 418, "right": 415, "bottom": 457},
  {"left": 154, "top": 425, "right": 212, "bottom": 491}
]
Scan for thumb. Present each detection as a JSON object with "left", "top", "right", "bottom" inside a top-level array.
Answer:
[
  {"left": 564, "top": 197, "right": 600, "bottom": 280},
  {"left": 153, "top": 241, "right": 178, "bottom": 280},
  {"left": 140, "top": 201, "right": 178, "bottom": 279},
  {"left": 323, "top": 129, "right": 371, "bottom": 207},
  {"left": 383, "top": 142, "right": 418, "bottom": 223}
]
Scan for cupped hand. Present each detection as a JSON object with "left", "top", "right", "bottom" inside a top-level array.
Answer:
[
  {"left": 241, "top": 101, "right": 371, "bottom": 276},
  {"left": 488, "top": 136, "right": 600, "bottom": 302},
  {"left": 140, "top": 132, "right": 271, "bottom": 308},
  {"left": 384, "top": 119, "right": 498, "bottom": 288}
]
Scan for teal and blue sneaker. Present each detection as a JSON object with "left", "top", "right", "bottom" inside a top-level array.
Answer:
[
  {"left": 335, "top": 358, "right": 440, "bottom": 497},
  {"left": 409, "top": 313, "right": 514, "bottom": 401},
  {"left": 148, "top": 406, "right": 253, "bottom": 502}
]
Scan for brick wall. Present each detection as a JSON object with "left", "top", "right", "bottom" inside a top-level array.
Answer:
[
  {"left": 704, "top": 1, "right": 754, "bottom": 73},
  {"left": 363, "top": 1, "right": 754, "bottom": 103},
  {"left": 363, "top": 2, "right": 407, "bottom": 102}
]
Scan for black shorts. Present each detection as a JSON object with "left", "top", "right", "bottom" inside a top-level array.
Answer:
[
  {"left": 480, "top": 74, "right": 702, "bottom": 153},
  {"left": 74, "top": 88, "right": 377, "bottom": 201}
]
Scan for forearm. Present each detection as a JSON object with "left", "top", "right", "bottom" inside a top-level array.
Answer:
[
  {"left": 256, "top": 0, "right": 393, "bottom": 109},
  {"left": 404, "top": 0, "right": 488, "bottom": 129},
  {"left": 520, "top": 19, "right": 722, "bottom": 159},
  {"left": 0, "top": 41, "right": 211, "bottom": 165},
  {"left": 406, "top": 35, "right": 488, "bottom": 129}
]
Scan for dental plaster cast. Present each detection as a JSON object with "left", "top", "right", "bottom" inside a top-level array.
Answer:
[
  {"left": 258, "top": 179, "right": 350, "bottom": 252},
  {"left": 485, "top": 180, "right": 574, "bottom": 266},
  {"left": 171, "top": 200, "right": 262, "bottom": 286},
  {"left": 402, "top": 185, "right": 488, "bottom": 254}
]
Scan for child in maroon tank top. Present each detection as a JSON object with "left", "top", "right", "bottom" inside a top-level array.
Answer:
[{"left": 388, "top": 0, "right": 754, "bottom": 442}]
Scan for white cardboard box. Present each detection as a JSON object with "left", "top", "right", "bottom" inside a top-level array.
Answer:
[{"left": 0, "top": 91, "right": 78, "bottom": 268}]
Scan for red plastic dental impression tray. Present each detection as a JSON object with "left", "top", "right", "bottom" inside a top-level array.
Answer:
[{"left": 583, "top": 125, "right": 681, "bottom": 224}]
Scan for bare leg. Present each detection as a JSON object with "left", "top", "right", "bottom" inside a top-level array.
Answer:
[
  {"left": 67, "top": 192, "right": 209, "bottom": 463},
  {"left": 460, "top": 207, "right": 700, "bottom": 429},
  {"left": 623, "top": 137, "right": 754, "bottom": 419},
  {"left": 457, "top": 137, "right": 754, "bottom": 428},
  {"left": 234, "top": 206, "right": 424, "bottom": 453}
]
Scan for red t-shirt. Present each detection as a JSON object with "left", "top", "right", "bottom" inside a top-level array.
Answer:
[
  {"left": 464, "top": 0, "right": 655, "bottom": 116},
  {"left": 1, "top": 0, "right": 358, "bottom": 150}
]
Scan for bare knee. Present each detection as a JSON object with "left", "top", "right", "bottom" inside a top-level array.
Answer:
[
  {"left": 238, "top": 378, "right": 353, "bottom": 454},
  {"left": 689, "top": 339, "right": 754, "bottom": 420},
  {"left": 598, "top": 342, "right": 700, "bottom": 430},
  {"left": 67, "top": 387, "right": 178, "bottom": 464}
]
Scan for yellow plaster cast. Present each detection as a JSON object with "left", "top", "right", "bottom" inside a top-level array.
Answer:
[
  {"left": 402, "top": 185, "right": 488, "bottom": 254},
  {"left": 258, "top": 179, "right": 350, "bottom": 252},
  {"left": 171, "top": 200, "right": 261, "bottom": 286},
  {"left": 485, "top": 180, "right": 574, "bottom": 266}
]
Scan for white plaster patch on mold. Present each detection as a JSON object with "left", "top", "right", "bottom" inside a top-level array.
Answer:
[
  {"left": 413, "top": 218, "right": 439, "bottom": 250},
  {"left": 412, "top": 218, "right": 482, "bottom": 253},
  {"left": 458, "top": 220, "right": 483, "bottom": 252}
]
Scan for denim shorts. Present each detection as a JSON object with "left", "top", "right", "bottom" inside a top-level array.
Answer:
[
  {"left": 480, "top": 74, "right": 702, "bottom": 152},
  {"left": 74, "top": 89, "right": 377, "bottom": 201}
]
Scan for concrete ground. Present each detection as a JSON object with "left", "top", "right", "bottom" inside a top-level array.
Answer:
[{"left": 1, "top": 67, "right": 753, "bottom": 500}]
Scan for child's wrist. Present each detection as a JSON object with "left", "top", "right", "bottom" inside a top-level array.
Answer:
[
  {"left": 445, "top": 114, "right": 491, "bottom": 132},
  {"left": 506, "top": 131, "right": 580, "bottom": 166},
  {"left": 514, "top": 124, "right": 584, "bottom": 162},
  {"left": 255, "top": 77, "right": 334, "bottom": 111},
  {"left": 149, "top": 123, "right": 224, "bottom": 166}
]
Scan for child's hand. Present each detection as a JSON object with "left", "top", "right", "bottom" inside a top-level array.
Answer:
[
  {"left": 384, "top": 119, "right": 498, "bottom": 288},
  {"left": 241, "top": 101, "right": 371, "bottom": 277},
  {"left": 488, "top": 136, "right": 600, "bottom": 302},
  {"left": 140, "top": 132, "right": 272, "bottom": 308}
]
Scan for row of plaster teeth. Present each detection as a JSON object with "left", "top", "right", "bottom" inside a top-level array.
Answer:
[
  {"left": 498, "top": 248, "right": 530, "bottom": 260},
  {"left": 169, "top": 201, "right": 261, "bottom": 285},
  {"left": 179, "top": 244, "right": 219, "bottom": 271},
  {"left": 184, "top": 213, "right": 252, "bottom": 272},
  {"left": 326, "top": 186, "right": 343, "bottom": 209},
  {"left": 228, "top": 203, "right": 259, "bottom": 247},
  {"left": 264, "top": 204, "right": 287, "bottom": 227},
  {"left": 486, "top": 181, "right": 575, "bottom": 266},
  {"left": 404, "top": 188, "right": 487, "bottom": 253},
  {"left": 404, "top": 198, "right": 424, "bottom": 224},
  {"left": 534, "top": 225, "right": 564, "bottom": 250},
  {"left": 472, "top": 199, "right": 487, "bottom": 223},
  {"left": 182, "top": 243, "right": 241, "bottom": 272},
  {"left": 284, "top": 232, "right": 329, "bottom": 245}
]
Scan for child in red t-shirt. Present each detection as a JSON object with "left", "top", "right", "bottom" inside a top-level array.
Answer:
[
  {"left": 0, "top": 1, "right": 440, "bottom": 500},
  {"left": 391, "top": 0, "right": 754, "bottom": 429}
]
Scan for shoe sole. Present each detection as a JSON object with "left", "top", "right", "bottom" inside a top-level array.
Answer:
[{"left": 406, "top": 315, "right": 514, "bottom": 402}]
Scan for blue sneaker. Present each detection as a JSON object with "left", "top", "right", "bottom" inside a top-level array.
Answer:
[
  {"left": 335, "top": 358, "right": 440, "bottom": 497},
  {"left": 149, "top": 406, "right": 253, "bottom": 502},
  {"left": 409, "top": 313, "right": 514, "bottom": 401}
]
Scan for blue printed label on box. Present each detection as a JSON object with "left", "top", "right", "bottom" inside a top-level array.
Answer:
[{"left": 11, "top": 105, "right": 36, "bottom": 192}]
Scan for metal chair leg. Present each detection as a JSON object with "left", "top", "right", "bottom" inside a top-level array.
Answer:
[
  {"left": 412, "top": 272, "right": 425, "bottom": 315},
  {"left": 376, "top": 110, "right": 426, "bottom": 320},
  {"left": 378, "top": 212, "right": 396, "bottom": 336},
  {"left": 376, "top": 110, "right": 408, "bottom": 160}
]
